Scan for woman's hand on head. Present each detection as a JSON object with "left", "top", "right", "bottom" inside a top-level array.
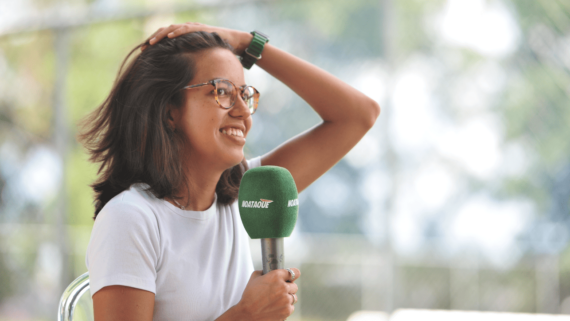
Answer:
[
  {"left": 232, "top": 268, "right": 301, "bottom": 320},
  {"left": 142, "top": 22, "right": 252, "bottom": 54}
]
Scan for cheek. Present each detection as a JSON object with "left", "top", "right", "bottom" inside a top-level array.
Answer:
[
  {"left": 245, "top": 118, "right": 253, "bottom": 135},
  {"left": 182, "top": 104, "right": 220, "bottom": 145}
]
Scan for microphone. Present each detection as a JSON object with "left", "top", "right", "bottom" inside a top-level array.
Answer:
[{"left": 238, "top": 166, "right": 299, "bottom": 275}]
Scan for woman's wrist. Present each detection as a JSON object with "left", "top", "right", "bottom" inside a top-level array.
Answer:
[{"left": 234, "top": 31, "right": 254, "bottom": 55}]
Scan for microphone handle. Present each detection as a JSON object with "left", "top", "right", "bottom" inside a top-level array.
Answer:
[{"left": 260, "top": 238, "right": 284, "bottom": 275}]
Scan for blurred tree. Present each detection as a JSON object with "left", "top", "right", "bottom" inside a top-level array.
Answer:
[
  {"left": 500, "top": 0, "right": 570, "bottom": 241},
  {"left": 1, "top": 0, "right": 570, "bottom": 317}
]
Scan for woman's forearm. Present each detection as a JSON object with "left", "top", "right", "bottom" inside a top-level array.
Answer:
[
  {"left": 242, "top": 32, "right": 380, "bottom": 192},
  {"left": 154, "top": 27, "right": 380, "bottom": 127},
  {"left": 255, "top": 43, "right": 380, "bottom": 127}
]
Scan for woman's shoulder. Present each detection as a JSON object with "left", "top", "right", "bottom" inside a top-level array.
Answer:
[{"left": 96, "top": 183, "right": 160, "bottom": 227}]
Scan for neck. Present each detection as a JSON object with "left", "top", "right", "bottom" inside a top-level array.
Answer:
[{"left": 173, "top": 158, "right": 225, "bottom": 211}]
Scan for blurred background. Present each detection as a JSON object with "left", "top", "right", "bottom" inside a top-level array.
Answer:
[{"left": 1, "top": 0, "right": 569, "bottom": 320}]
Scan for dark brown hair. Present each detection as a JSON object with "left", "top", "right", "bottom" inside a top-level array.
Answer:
[{"left": 78, "top": 32, "right": 248, "bottom": 218}]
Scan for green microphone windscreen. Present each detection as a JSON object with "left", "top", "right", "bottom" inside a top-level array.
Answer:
[{"left": 238, "top": 166, "right": 299, "bottom": 239}]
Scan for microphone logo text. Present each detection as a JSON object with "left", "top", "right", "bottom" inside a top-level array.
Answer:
[
  {"left": 288, "top": 199, "right": 299, "bottom": 207},
  {"left": 242, "top": 199, "right": 273, "bottom": 209}
]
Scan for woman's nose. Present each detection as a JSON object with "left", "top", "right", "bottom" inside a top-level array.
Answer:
[{"left": 229, "top": 93, "right": 251, "bottom": 118}]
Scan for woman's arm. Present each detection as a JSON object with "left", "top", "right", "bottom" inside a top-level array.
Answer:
[
  {"left": 255, "top": 43, "right": 381, "bottom": 192},
  {"left": 93, "top": 269, "right": 300, "bottom": 321},
  {"left": 216, "top": 269, "right": 299, "bottom": 321},
  {"left": 93, "top": 286, "right": 155, "bottom": 321},
  {"left": 149, "top": 23, "right": 381, "bottom": 192}
]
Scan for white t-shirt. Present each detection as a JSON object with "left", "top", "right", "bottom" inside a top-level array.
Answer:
[{"left": 86, "top": 157, "right": 261, "bottom": 320}]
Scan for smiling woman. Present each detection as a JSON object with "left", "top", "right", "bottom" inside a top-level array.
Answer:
[
  {"left": 78, "top": 32, "right": 246, "bottom": 213},
  {"left": 78, "top": 22, "right": 379, "bottom": 321},
  {"left": 166, "top": 48, "right": 254, "bottom": 193}
]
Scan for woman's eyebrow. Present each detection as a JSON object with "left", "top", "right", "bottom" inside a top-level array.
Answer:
[{"left": 208, "top": 77, "right": 247, "bottom": 87}]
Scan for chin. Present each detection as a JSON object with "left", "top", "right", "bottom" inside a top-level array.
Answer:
[{"left": 221, "top": 151, "right": 244, "bottom": 169}]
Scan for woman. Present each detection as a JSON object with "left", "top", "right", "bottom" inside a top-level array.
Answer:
[{"left": 81, "top": 22, "right": 380, "bottom": 320}]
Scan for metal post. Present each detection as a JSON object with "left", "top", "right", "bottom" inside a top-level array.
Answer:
[
  {"left": 380, "top": 0, "right": 397, "bottom": 313},
  {"left": 53, "top": 27, "right": 71, "bottom": 294},
  {"left": 536, "top": 254, "right": 560, "bottom": 313}
]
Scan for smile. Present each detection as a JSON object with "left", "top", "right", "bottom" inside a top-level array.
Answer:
[{"left": 220, "top": 128, "right": 245, "bottom": 138}]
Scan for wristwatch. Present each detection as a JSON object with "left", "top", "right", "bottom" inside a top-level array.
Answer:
[{"left": 241, "top": 30, "right": 269, "bottom": 70}]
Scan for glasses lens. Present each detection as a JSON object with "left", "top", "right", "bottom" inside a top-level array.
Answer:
[
  {"left": 215, "top": 80, "right": 235, "bottom": 109},
  {"left": 243, "top": 86, "right": 259, "bottom": 114}
]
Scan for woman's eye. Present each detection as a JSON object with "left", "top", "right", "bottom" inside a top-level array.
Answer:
[{"left": 217, "top": 88, "right": 229, "bottom": 96}]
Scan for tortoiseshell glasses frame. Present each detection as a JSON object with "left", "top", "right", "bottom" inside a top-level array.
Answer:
[{"left": 183, "top": 78, "right": 260, "bottom": 115}]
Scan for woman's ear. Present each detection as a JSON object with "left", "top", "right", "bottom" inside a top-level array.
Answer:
[{"left": 166, "top": 106, "right": 177, "bottom": 131}]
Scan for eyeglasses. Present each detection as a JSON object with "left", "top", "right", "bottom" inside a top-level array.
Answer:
[{"left": 183, "top": 78, "right": 260, "bottom": 115}]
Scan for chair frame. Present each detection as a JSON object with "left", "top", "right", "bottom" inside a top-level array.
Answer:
[{"left": 57, "top": 272, "right": 90, "bottom": 321}]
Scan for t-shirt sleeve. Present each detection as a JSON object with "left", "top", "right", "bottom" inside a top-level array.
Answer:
[
  {"left": 246, "top": 156, "right": 262, "bottom": 170},
  {"left": 86, "top": 197, "right": 160, "bottom": 296}
]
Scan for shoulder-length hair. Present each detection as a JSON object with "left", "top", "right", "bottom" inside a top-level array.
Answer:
[{"left": 78, "top": 31, "right": 248, "bottom": 218}]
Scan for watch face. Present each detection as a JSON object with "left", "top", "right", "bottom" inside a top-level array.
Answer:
[{"left": 253, "top": 30, "right": 269, "bottom": 41}]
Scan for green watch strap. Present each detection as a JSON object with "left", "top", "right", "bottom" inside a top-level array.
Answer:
[{"left": 241, "top": 30, "right": 269, "bottom": 70}]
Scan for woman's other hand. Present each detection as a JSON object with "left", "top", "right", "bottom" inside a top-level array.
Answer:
[
  {"left": 142, "top": 22, "right": 252, "bottom": 54},
  {"left": 222, "top": 268, "right": 301, "bottom": 321}
]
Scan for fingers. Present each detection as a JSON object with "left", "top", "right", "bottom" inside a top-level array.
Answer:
[
  {"left": 167, "top": 22, "right": 206, "bottom": 39},
  {"left": 148, "top": 22, "right": 205, "bottom": 46},
  {"left": 287, "top": 281, "right": 298, "bottom": 295},
  {"left": 148, "top": 24, "right": 183, "bottom": 45},
  {"left": 263, "top": 268, "right": 301, "bottom": 285},
  {"left": 147, "top": 27, "right": 165, "bottom": 42},
  {"left": 284, "top": 267, "right": 300, "bottom": 283},
  {"left": 142, "top": 22, "right": 226, "bottom": 52},
  {"left": 141, "top": 27, "right": 165, "bottom": 51},
  {"left": 166, "top": 25, "right": 191, "bottom": 39},
  {"left": 241, "top": 269, "right": 298, "bottom": 319},
  {"left": 250, "top": 270, "right": 263, "bottom": 280},
  {"left": 142, "top": 27, "right": 167, "bottom": 51},
  {"left": 290, "top": 293, "right": 298, "bottom": 305}
]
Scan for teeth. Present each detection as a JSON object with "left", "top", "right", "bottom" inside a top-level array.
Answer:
[{"left": 221, "top": 128, "right": 244, "bottom": 137}]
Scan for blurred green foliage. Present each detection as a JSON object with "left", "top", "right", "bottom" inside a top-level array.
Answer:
[{"left": 0, "top": 0, "right": 570, "bottom": 319}]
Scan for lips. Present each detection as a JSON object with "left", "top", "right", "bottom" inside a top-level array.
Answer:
[{"left": 220, "top": 127, "right": 244, "bottom": 137}]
